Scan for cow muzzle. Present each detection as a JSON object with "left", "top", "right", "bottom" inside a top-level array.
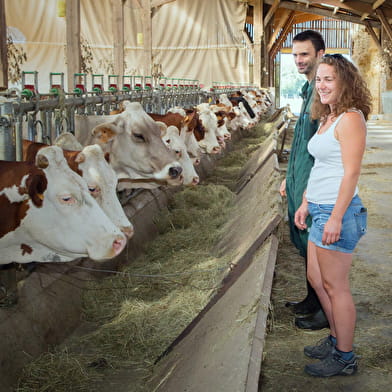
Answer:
[{"left": 169, "top": 165, "right": 183, "bottom": 179}]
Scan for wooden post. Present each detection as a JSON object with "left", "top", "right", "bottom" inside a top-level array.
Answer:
[
  {"left": 0, "top": 0, "right": 8, "bottom": 90},
  {"left": 253, "top": 0, "right": 263, "bottom": 88},
  {"left": 141, "top": 0, "right": 152, "bottom": 76},
  {"left": 112, "top": 0, "right": 125, "bottom": 78},
  {"left": 66, "top": 0, "right": 81, "bottom": 91}
]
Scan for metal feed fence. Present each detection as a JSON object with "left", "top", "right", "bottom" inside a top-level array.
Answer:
[{"left": 0, "top": 72, "right": 253, "bottom": 161}]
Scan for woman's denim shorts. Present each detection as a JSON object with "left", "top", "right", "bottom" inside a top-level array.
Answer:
[{"left": 308, "top": 195, "right": 367, "bottom": 254}]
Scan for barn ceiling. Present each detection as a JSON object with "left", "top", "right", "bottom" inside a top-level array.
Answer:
[{"left": 260, "top": 0, "right": 392, "bottom": 28}]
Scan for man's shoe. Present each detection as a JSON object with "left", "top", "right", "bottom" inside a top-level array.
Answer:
[
  {"left": 305, "top": 350, "right": 358, "bottom": 377},
  {"left": 304, "top": 336, "right": 335, "bottom": 359},
  {"left": 285, "top": 299, "right": 321, "bottom": 315},
  {"left": 295, "top": 309, "right": 329, "bottom": 330}
]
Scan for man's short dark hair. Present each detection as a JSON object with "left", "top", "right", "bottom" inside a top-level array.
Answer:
[{"left": 293, "top": 30, "right": 325, "bottom": 53}]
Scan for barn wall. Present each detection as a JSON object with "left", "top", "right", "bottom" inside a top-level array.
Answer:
[
  {"left": 5, "top": 0, "right": 250, "bottom": 91},
  {"left": 351, "top": 25, "right": 382, "bottom": 115}
]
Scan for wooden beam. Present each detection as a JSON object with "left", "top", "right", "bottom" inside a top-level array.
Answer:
[
  {"left": 141, "top": 0, "right": 152, "bottom": 76},
  {"left": 66, "top": 0, "right": 81, "bottom": 91},
  {"left": 0, "top": 0, "right": 7, "bottom": 90},
  {"left": 253, "top": 0, "right": 264, "bottom": 87},
  {"left": 270, "top": 1, "right": 381, "bottom": 27},
  {"left": 373, "top": 0, "right": 386, "bottom": 10},
  {"left": 365, "top": 20, "right": 382, "bottom": 51},
  {"left": 361, "top": 13, "right": 370, "bottom": 20},
  {"left": 264, "top": 0, "right": 280, "bottom": 26},
  {"left": 112, "top": 0, "right": 125, "bottom": 78},
  {"left": 267, "top": 9, "right": 291, "bottom": 51},
  {"left": 376, "top": 7, "right": 392, "bottom": 42},
  {"left": 269, "top": 11, "right": 295, "bottom": 59}
]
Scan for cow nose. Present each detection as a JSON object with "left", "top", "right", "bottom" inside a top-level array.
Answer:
[
  {"left": 194, "top": 158, "right": 201, "bottom": 166},
  {"left": 212, "top": 146, "right": 221, "bottom": 154},
  {"left": 192, "top": 176, "right": 200, "bottom": 185},
  {"left": 169, "top": 165, "right": 183, "bottom": 179},
  {"left": 121, "top": 225, "right": 134, "bottom": 239},
  {"left": 112, "top": 235, "right": 126, "bottom": 256}
]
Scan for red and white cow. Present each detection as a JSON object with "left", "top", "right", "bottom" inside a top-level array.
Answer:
[
  {"left": 0, "top": 146, "right": 127, "bottom": 264},
  {"left": 61, "top": 102, "right": 184, "bottom": 190},
  {"left": 195, "top": 103, "right": 222, "bottom": 154},
  {"left": 24, "top": 139, "right": 134, "bottom": 238},
  {"left": 148, "top": 109, "right": 202, "bottom": 164}
]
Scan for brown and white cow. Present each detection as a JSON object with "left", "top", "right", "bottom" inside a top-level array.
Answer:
[
  {"left": 23, "top": 139, "right": 134, "bottom": 238},
  {"left": 0, "top": 146, "right": 127, "bottom": 264},
  {"left": 194, "top": 103, "right": 222, "bottom": 154},
  {"left": 61, "top": 102, "right": 183, "bottom": 190},
  {"left": 148, "top": 108, "right": 202, "bottom": 164}
]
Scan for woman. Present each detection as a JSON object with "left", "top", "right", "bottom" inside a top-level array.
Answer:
[{"left": 294, "top": 54, "right": 372, "bottom": 377}]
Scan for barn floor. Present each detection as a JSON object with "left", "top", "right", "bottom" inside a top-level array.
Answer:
[{"left": 259, "top": 118, "right": 392, "bottom": 391}]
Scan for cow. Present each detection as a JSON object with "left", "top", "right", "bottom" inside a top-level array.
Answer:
[
  {"left": 194, "top": 103, "right": 222, "bottom": 154},
  {"left": 0, "top": 145, "right": 127, "bottom": 264},
  {"left": 161, "top": 125, "right": 199, "bottom": 186},
  {"left": 59, "top": 102, "right": 184, "bottom": 190},
  {"left": 148, "top": 109, "right": 202, "bottom": 164},
  {"left": 23, "top": 139, "right": 134, "bottom": 238}
]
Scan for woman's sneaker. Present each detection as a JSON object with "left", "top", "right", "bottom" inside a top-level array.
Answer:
[
  {"left": 304, "top": 336, "right": 335, "bottom": 359},
  {"left": 304, "top": 350, "right": 358, "bottom": 377}
]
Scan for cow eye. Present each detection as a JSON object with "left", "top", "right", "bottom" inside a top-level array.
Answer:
[
  {"left": 88, "top": 185, "right": 101, "bottom": 197},
  {"left": 133, "top": 132, "right": 145, "bottom": 142},
  {"left": 58, "top": 195, "right": 77, "bottom": 205},
  {"left": 175, "top": 150, "right": 182, "bottom": 158}
]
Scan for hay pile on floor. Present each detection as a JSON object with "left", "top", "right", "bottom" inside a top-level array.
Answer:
[{"left": 16, "top": 120, "right": 274, "bottom": 392}]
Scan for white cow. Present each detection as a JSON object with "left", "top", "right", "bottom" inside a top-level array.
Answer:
[
  {"left": 62, "top": 102, "right": 184, "bottom": 190},
  {"left": 0, "top": 146, "right": 127, "bottom": 264},
  {"left": 24, "top": 138, "right": 134, "bottom": 238},
  {"left": 161, "top": 125, "right": 199, "bottom": 186}
]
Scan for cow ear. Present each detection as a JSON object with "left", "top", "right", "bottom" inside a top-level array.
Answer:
[
  {"left": 155, "top": 121, "right": 167, "bottom": 137},
  {"left": 92, "top": 124, "right": 117, "bottom": 144},
  {"left": 35, "top": 154, "right": 49, "bottom": 169},
  {"left": 26, "top": 173, "right": 48, "bottom": 207}
]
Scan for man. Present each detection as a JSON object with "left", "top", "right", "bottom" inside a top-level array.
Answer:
[{"left": 280, "top": 30, "right": 329, "bottom": 329}]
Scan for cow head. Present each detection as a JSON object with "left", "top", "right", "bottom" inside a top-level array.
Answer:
[
  {"left": 91, "top": 102, "right": 183, "bottom": 189},
  {"left": 74, "top": 145, "right": 134, "bottom": 239},
  {"left": 162, "top": 125, "right": 199, "bottom": 186},
  {"left": 195, "top": 104, "right": 221, "bottom": 154}
]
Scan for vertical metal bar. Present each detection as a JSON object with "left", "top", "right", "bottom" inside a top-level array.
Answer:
[{"left": 0, "top": 102, "right": 16, "bottom": 161}]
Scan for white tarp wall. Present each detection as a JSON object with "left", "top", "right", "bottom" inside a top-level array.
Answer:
[{"left": 5, "top": 0, "right": 250, "bottom": 92}]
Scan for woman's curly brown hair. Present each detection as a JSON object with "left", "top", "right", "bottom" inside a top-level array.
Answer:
[{"left": 311, "top": 54, "right": 373, "bottom": 121}]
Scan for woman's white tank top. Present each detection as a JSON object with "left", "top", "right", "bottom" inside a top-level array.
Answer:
[{"left": 306, "top": 112, "right": 358, "bottom": 204}]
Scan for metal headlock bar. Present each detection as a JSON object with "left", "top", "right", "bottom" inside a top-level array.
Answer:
[{"left": 0, "top": 72, "right": 256, "bottom": 161}]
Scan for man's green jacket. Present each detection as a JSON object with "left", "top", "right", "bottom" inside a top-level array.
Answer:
[{"left": 286, "top": 80, "right": 319, "bottom": 257}]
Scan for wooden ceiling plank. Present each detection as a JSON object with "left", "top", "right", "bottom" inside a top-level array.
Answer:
[
  {"left": 365, "top": 20, "right": 382, "bottom": 50},
  {"left": 265, "top": 0, "right": 281, "bottom": 26},
  {"left": 276, "top": 1, "right": 381, "bottom": 27}
]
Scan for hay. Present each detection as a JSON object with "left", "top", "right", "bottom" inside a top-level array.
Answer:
[{"left": 16, "top": 120, "right": 275, "bottom": 392}]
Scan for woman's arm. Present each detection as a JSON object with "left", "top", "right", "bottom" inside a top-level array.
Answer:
[
  {"left": 322, "top": 111, "right": 366, "bottom": 245},
  {"left": 294, "top": 190, "right": 309, "bottom": 230}
]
